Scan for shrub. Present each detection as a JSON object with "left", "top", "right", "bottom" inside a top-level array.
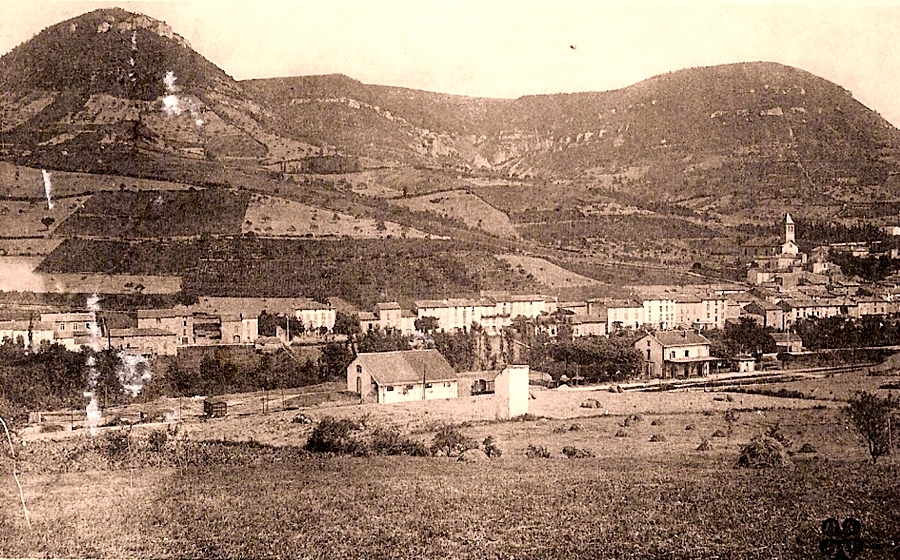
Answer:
[
  {"left": 711, "top": 429, "right": 727, "bottom": 438},
  {"left": 649, "top": 434, "right": 667, "bottom": 442},
  {"left": 797, "top": 443, "right": 817, "bottom": 454},
  {"left": 562, "top": 446, "right": 594, "bottom": 458},
  {"left": 431, "top": 425, "right": 476, "bottom": 457},
  {"left": 568, "top": 423, "right": 582, "bottom": 431},
  {"left": 305, "top": 417, "right": 365, "bottom": 455},
  {"left": 846, "top": 391, "right": 898, "bottom": 464},
  {"left": 525, "top": 444, "right": 551, "bottom": 458},
  {"left": 615, "top": 429, "right": 627, "bottom": 437},
  {"left": 650, "top": 419, "right": 663, "bottom": 426},
  {"left": 482, "top": 436, "right": 502, "bottom": 458},
  {"left": 735, "top": 436, "right": 793, "bottom": 469},
  {"left": 685, "top": 424, "right": 695, "bottom": 431},
  {"left": 147, "top": 429, "right": 168, "bottom": 453},
  {"left": 103, "top": 428, "right": 131, "bottom": 459},
  {"left": 580, "top": 399, "right": 602, "bottom": 409},
  {"left": 368, "top": 426, "right": 429, "bottom": 456},
  {"left": 696, "top": 439, "right": 712, "bottom": 451}
]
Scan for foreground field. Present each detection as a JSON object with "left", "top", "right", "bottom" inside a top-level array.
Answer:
[
  {"left": 4, "top": 374, "right": 899, "bottom": 558},
  {"left": 2, "top": 451, "right": 898, "bottom": 558}
]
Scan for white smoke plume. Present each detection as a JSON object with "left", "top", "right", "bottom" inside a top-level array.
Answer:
[
  {"left": 41, "top": 169, "right": 54, "bottom": 210},
  {"left": 161, "top": 71, "right": 203, "bottom": 124},
  {"left": 117, "top": 352, "right": 152, "bottom": 397},
  {"left": 164, "top": 70, "right": 178, "bottom": 93},
  {"left": 84, "top": 294, "right": 103, "bottom": 435},
  {"left": 128, "top": 31, "right": 137, "bottom": 82}
]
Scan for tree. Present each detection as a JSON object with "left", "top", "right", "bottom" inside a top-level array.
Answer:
[
  {"left": 724, "top": 317, "right": 776, "bottom": 357},
  {"left": 318, "top": 342, "right": 354, "bottom": 381},
  {"left": 414, "top": 316, "right": 440, "bottom": 334},
  {"left": 847, "top": 391, "right": 898, "bottom": 464},
  {"left": 41, "top": 216, "right": 55, "bottom": 231},
  {"left": 334, "top": 311, "right": 361, "bottom": 337},
  {"left": 356, "top": 327, "right": 410, "bottom": 353}
]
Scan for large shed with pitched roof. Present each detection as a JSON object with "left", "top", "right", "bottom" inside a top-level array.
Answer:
[{"left": 347, "top": 349, "right": 458, "bottom": 404}]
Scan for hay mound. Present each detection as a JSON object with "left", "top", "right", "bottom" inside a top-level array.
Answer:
[
  {"left": 735, "top": 436, "right": 793, "bottom": 469},
  {"left": 457, "top": 448, "right": 490, "bottom": 463},
  {"left": 650, "top": 419, "right": 663, "bottom": 426},
  {"left": 711, "top": 429, "right": 727, "bottom": 438},
  {"left": 685, "top": 424, "right": 695, "bottom": 431},
  {"left": 696, "top": 440, "right": 712, "bottom": 451},
  {"left": 562, "top": 446, "right": 595, "bottom": 458},
  {"left": 798, "top": 443, "right": 817, "bottom": 454},
  {"left": 649, "top": 434, "right": 667, "bottom": 442},
  {"left": 615, "top": 429, "right": 627, "bottom": 437}
]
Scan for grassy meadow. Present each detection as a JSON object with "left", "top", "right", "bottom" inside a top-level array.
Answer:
[{"left": 2, "top": 388, "right": 899, "bottom": 559}]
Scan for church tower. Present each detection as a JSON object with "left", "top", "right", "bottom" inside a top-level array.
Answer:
[{"left": 784, "top": 213, "right": 795, "bottom": 244}]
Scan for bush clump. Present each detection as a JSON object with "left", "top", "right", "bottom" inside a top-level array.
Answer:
[
  {"left": 797, "top": 443, "right": 817, "bottom": 454},
  {"left": 482, "top": 436, "right": 502, "bottom": 458},
  {"left": 562, "top": 446, "right": 594, "bottom": 458},
  {"left": 735, "top": 436, "right": 793, "bottom": 469},
  {"left": 305, "top": 417, "right": 428, "bottom": 457},
  {"left": 525, "top": 444, "right": 551, "bottom": 458},
  {"left": 431, "top": 425, "right": 477, "bottom": 457},
  {"left": 305, "top": 417, "right": 365, "bottom": 455}
]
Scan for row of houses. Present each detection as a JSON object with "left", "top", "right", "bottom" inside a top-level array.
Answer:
[
  {"left": 359, "top": 293, "right": 557, "bottom": 335},
  {"left": 742, "top": 294, "right": 900, "bottom": 331}
]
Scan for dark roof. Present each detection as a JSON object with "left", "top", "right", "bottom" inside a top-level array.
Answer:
[
  {"left": 647, "top": 331, "right": 711, "bottom": 347},
  {"left": 355, "top": 350, "right": 457, "bottom": 385},
  {"left": 108, "top": 328, "right": 174, "bottom": 338},
  {"left": 137, "top": 309, "right": 187, "bottom": 319}
]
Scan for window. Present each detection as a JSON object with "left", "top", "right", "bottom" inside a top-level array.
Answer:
[
  {"left": 59, "top": 323, "right": 65, "bottom": 331},
  {"left": 444, "top": 382, "right": 451, "bottom": 388},
  {"left": 405, "top": 385, "right": 414, "bottom": 390},
  {"left": 425, "top": 383, "right": 433, "bottom": 389},
  {"left": 386, "top": 386, "right": 394, "bottom": 392},
  {"left": 156, "top": 318, "right": 162, "bottom": 324},
  {"left": 85, "top": 322, "right": 91, "bottom": 329},
  {"left": 685, "top": 350, "right": 690, "bottom": 358},
  {"left": 670, "top": 351, "right": 675, "bottom": 359},
  {"left": 356, "top": 365, "right": 363, "bottom": 374}
]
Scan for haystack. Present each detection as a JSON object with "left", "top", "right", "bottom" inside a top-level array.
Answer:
[
  {"left": 696, "top": 439, "right": 712, "bottom": 451},
  {"left": 457, "top": 448, "right": 490, "bottom": 463},
  {"left": 735, "top": 436, "right": 793, "bottom": 468}
]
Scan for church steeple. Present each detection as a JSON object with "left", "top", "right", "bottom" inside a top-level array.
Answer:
[{"left": 784, "top": 213, "right": 795, "bottom": 244}]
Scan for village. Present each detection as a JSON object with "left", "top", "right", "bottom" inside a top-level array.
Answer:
[{"left": 2, "top": 214, "right": 900, "bottom": 409}]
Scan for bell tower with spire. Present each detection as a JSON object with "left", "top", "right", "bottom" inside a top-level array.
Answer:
[{"left": 784, "top": 213, "right": 795, "bottom": 244}]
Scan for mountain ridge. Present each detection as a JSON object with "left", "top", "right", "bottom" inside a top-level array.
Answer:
[{"left": 1, "top": 9, "right": 899, "bottom": 225}]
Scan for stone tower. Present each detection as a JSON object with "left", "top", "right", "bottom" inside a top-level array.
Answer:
[{"left": 784, "top": 213, "right": 795, "bottom": 244}]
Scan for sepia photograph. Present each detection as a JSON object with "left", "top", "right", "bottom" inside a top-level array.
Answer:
[{"left": 0, "top": 0, "right": 898, "bottom": 557}]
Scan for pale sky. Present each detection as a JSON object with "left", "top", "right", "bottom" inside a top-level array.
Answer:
[{"left": 4, "top": 1, "right": 900, "bottom": 126}]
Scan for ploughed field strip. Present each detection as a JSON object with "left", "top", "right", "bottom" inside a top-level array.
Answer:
[
  {"left": 34, "top": 237, "right": 542, "bottom": 303},
  {"left": 53, "top": 189, "right": 250, "bottom": 238}
]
